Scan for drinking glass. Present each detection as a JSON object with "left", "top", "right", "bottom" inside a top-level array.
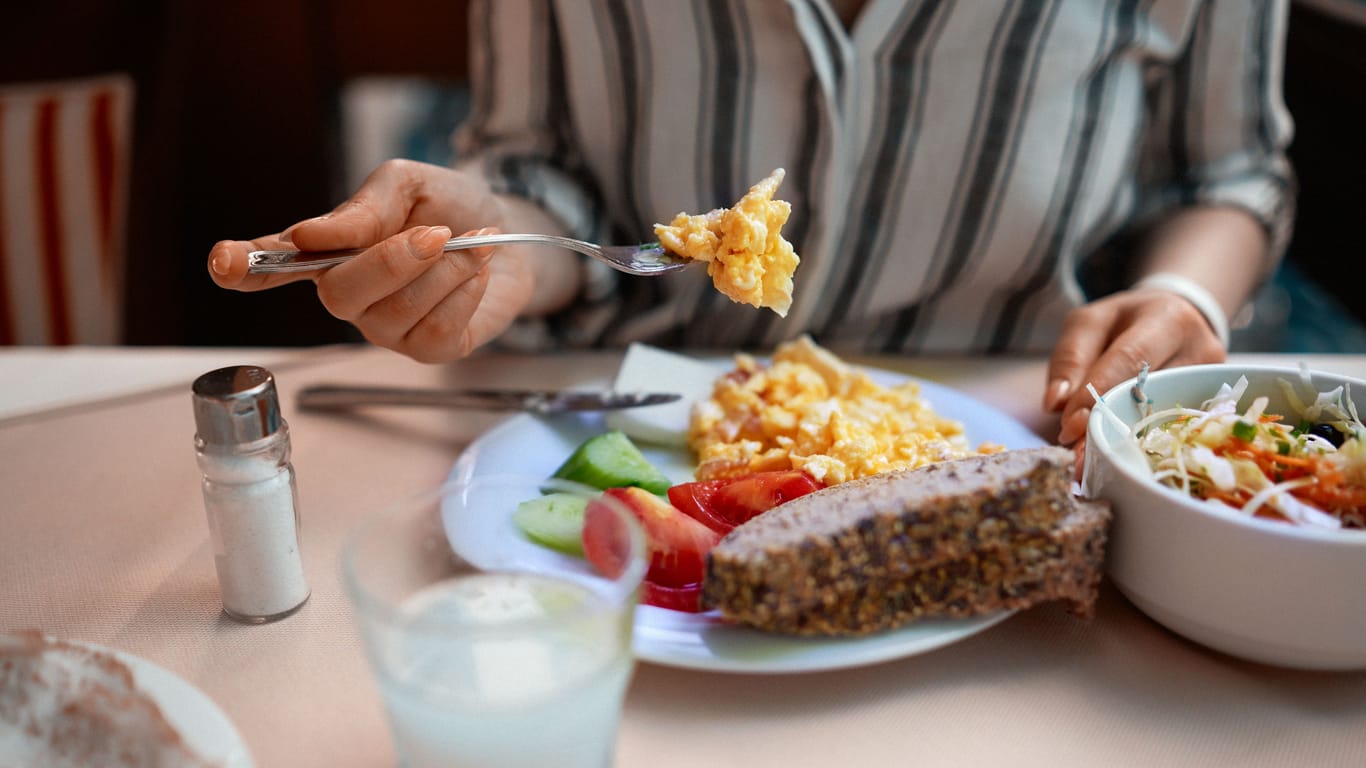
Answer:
[{"left": 343, "top": 474, "right": 647, "bottom": 768}]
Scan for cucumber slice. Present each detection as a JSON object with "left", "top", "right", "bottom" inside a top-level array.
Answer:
[
  {"left": 513, "top": 493, "right": 589, "bottom": 556},
  {"left": 551, "top": 430, "right": 673, "bottom": 495}
]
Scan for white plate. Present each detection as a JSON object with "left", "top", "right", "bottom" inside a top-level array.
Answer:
[
  {"left": 92, "top": 641, "right": 254, "bottom": 767},
  {"left": 449, "top": 365, "right": 1044, "bottom": 674}
]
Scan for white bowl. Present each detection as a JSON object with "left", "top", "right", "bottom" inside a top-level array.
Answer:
[{"left": 1083, "top": 363, "right": 1366, "bottom": 670}]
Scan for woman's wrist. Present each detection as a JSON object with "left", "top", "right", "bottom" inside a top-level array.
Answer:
[{"left": 1133, "top": 272, "right": 1231, "bottom": 349}]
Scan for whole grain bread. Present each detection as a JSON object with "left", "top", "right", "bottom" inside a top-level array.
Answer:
[{"left": 701, "top": 446, "right": 1112, "bottom": 636}]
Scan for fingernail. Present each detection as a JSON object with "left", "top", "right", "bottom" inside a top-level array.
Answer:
[
  {"left": 210, "top": 248, "right": 232, "bottom": 275},
  {"left": 406, "top": 226, "right": 434, "bottom": 255},
  {"left": 409, "top": 225, "right": 451, "bottom": 256},
  {"left": 294, "top": 214, "right": 330, "bottom": 229},
  {"left": 1044, "top": 379, "right": 1071, "bottom": 411},
  {"left": 1057, "top": 407, "right": 1090, "bottom": 445}
]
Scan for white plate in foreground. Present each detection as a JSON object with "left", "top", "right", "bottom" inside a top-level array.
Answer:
[
  {"left": 450, "top": 365, "right": 1043, "bottom": 674},
  {"left": 7, "top": 639, "right": 254, "bottom": 766},
  {"left": 106, "top": 643, "right": 254, "bottom": 768}
]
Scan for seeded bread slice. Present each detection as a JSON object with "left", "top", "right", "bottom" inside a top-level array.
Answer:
[
  {"left": 709, "top": 497, "right": 1110, "bottom": 636},
  {"left": 702, "top": 447, "right": 1076, "bottom": 615},
  {"left": 701, "top": 446, "right": 1111, "bottom": 636}
]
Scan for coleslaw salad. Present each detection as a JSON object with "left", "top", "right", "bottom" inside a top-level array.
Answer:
[{"left": 1089, "top": 364, "right": 1366, "bottom": 530}]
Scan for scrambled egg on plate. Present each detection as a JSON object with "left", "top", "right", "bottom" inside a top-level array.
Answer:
[
  {"left": 689, "top": 336, "right": 1002, "bottom": 485},
  {"left": 654, "top": 168, "right": 799, "bottom": 316}
]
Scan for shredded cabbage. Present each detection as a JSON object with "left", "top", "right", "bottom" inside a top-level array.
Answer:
[{"left": 1092, "top": 365, "right": 1366, "bottom": 530}]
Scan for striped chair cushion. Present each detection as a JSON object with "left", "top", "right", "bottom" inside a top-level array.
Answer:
[{"left": 0, "top": 74, "right": 133, "bottom": 345}]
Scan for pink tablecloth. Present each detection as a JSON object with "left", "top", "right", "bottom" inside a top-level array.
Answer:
[{"left": 3, "top": 344, "right": 1364, "bottom": 767}]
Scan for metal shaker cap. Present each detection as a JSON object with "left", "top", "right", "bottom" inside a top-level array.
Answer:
[{"left": 192, "top": 365, "right": 283, "bottom": 444}]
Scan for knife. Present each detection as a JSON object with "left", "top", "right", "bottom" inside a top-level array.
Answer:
[{"left": 295, "top": 384, "right": 682, "bottom": 415}]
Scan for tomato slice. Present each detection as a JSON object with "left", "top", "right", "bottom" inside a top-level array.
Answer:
[
  {"left": 668, "top": 471, "right": 825, "bottom": 532},
  {"left": 709, "top": 471, "right": 824, "bottom": 526},
  {"left": 667, "top": 479, "right": 736, "bottom": 534},
  {"left": 588, "top": 475, "right": 822, "bottom": 613},
  {"left": 592, "top": 487, "right": 721, "bottom": 588},
  {"left": 641, "top": 581, "right": 704, "bottom": 612},
  {"left": 581, "top": 494, "right": 632, "bottom": 579}
]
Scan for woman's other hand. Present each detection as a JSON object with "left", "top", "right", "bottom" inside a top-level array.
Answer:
[
  {"left": 1043, "top": 288, "right": 1227, "bottom": 447},
  {"left": 1044, "top": 206, "right": 1268, "bottom": 447}
]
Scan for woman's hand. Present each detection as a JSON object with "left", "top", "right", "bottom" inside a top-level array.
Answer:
[
  {"left": 1045, "top": 206, "right": 1267, "bottom": 449},
  {"left": 207, "top": 159, "right": 548, "bottom": 362},
  {"left": 1043, "top": 288, "right": 1227, "bottom": 446}
]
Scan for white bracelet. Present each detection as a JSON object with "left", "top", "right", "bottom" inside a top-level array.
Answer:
[{"left": 1133, "top": 272, "right": 1231, "bottom": 349}]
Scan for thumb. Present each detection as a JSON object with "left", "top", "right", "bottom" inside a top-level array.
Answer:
[{"left": 289, "top": 161, "right": 431, "bottom": 251}]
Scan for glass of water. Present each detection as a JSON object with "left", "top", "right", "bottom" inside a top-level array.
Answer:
[{"left": 343, "top": 474, "right": 647, "bottom": 768}]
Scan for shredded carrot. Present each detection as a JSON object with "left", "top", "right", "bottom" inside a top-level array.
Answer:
[
  {"left": 1204, "top": 488, "right": 1249, "bottom": 507},
  {"left": 1204, "top": 438, "right": 1365, "bottom": 523}
]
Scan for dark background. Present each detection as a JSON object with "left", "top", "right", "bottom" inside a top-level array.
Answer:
[
  {"left": 1276, "top": 1, "right": 1366, "bottom": 348},
  {"left": 1, "top": 0, "right": 470, "bottom": 347},
  {"left": 2, "top": 1, "right": 1361, "bottom": 350}
]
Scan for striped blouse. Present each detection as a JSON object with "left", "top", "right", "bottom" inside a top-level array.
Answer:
[{"left": 454, "top": 0, "right": 1294, "bottom": 354}]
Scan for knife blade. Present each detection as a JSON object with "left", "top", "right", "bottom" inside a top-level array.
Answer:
[{"left": 295, "top": 384, "right": 682, "bottom": 415}]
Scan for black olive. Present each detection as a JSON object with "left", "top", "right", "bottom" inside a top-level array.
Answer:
[{"left": 1309, "top": 422, "right": 1346, "bottom": 448}]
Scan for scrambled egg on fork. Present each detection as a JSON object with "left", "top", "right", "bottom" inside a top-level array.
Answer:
[
  {"left": 654, "top": 168, "right": 799, "bottom": 316},
  {"left": 689, "top": 336, "right": 1002, "bottom": 485}
]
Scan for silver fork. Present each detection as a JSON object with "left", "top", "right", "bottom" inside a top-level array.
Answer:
[{"left": 246, "top": 233, "right": 692, "bottom": 276}]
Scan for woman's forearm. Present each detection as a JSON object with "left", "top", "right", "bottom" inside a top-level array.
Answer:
[{"left": 1135, "top": 205, "right": 1271, "bottom": 322}]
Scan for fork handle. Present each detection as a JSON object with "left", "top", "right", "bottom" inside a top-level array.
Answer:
[{"left": 247, "top": 233, "right": 576, "bottom": 274}]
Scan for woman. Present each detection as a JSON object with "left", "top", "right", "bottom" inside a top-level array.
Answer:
[{"left": 207, "top": 0, "right": 1293, "bottom": 447}]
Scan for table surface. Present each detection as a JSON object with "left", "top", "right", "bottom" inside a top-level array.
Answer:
[{"left": 3, "top": 344, "right": 1365, "bottom": 768}]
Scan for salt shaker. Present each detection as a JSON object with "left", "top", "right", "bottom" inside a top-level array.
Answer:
[{"left": 192, "top": 365, "right": 310, "bottom": 623}]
